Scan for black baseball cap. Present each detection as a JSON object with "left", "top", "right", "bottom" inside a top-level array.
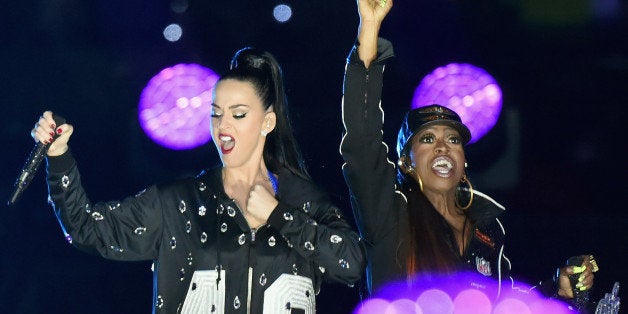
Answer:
[{"left": 396, "top": 104, "right": 472, "bottom": 157}]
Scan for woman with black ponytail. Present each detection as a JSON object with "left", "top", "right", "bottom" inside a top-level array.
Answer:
[{"left": 33, "top": 47, "right": 364, "bottom": 313}]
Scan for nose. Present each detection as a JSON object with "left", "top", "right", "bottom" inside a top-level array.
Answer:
[
  {"left": 212, "top": 116, "right": 230, "bottom": 131},
  {"left": 434, "top": 139, "right": 449, "bottom": 154}
]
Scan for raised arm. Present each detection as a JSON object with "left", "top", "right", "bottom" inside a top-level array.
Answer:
[{"left": 357, "top": 0, "right": 392, "bottom": 68}]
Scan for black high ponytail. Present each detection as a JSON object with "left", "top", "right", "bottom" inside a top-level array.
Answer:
[{"left": 220, "top": 47, "right": 310, "bottom": 179}]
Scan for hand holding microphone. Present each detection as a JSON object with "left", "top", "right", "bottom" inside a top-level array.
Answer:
[
  {"left": 8, "top": 111, "right": 72, "bottom": 206},
  {"left": 31, "top": 111, "right": 72, "bottom": 157},
  {"left": 555, "top": 254, "right": 598, "bottom": 313}
]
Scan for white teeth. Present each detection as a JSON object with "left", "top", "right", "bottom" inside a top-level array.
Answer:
[
  {"left": 219, "top": 136, "right": 232, "bottom": 142},
  {"left": 432, "top": 158, "right": 453, "bottom": 170}
]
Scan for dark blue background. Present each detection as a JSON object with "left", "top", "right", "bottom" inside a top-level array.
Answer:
[{"left": 1, "top": 1, "right": 626, "bottom": 312}]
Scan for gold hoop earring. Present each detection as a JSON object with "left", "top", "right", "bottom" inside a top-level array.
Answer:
[
  {"left": 455, "top": 175, "right": 474, "bottom": 210},
  {"left": 416, "top": 173, "right": 424, "bottom": 192}
]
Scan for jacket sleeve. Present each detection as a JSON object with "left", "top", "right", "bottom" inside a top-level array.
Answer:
[
  {"left": 340, "top": 39, "right": 398, "bottom": 250},
  {"left": 46, "top": 149, "right": 164, "bottom": 261},
  {"left": 266, "top": 178, "right": 365, "bottom": 286},
  {"left": 340, "top": 38, "right": 407, "bottom": 294}
]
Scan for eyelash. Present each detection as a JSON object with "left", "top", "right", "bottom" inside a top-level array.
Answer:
[
  {"left": 210, "top": 112, "right": 247, "bottom": 119},
  {"left": 419, "top": 134, "right": 461, "bottom": 144}
]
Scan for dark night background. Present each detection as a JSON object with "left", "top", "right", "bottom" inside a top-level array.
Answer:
[{"left": 1, "top": 0, "right": 626, "bottom": 313}]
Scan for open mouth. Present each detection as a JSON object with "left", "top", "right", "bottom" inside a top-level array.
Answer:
[
  {"left": 431, "top": 156, "right": 454, "bottom": 177},
  {"left": 219, "top": 134, "right": 235, "bottom": 154}
]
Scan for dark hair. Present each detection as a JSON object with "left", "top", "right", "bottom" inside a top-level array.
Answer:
[
  {"left": 218, "top": 47, "right": 309, "bottom": 179},
  {"left": 397, "top": 171, "right": 461, "bottom": 276}
]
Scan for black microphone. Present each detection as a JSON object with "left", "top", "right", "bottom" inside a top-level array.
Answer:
[
  {"left": 567, "top": 255, "right": 590, "bottom": 314},
  {"left": 8, "top": 114, "right": 66, "bottom": 206}
]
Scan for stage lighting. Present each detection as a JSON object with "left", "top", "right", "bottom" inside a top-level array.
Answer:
[
  {"left": 273, "top": 4, "right": 292, "bottom": 23},
  {"left": 354, "top": 272, "right": 574, "bottom": 314},
  {"left": 163, "top": 23, "right": 183, "bottom": 42},
  {"left": 139, "top": 63, "right": 219, "bottom": 150},
  {"left": 412, "top": 63, "right": 502, "bottom": 144}
]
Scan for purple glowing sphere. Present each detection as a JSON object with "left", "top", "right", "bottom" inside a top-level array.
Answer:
[
  {"left": 139, "top": 63, "right": 220, "bottom": 150},
  {"left": 413, "top": 63, "right": 503, "bottom": 144},
  {"left": 354, "top": 272, "right": 573, "bottom": 314}
]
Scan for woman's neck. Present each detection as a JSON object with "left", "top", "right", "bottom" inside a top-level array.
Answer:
[
  {"left": 222, "top": 160, "right": 269, "bottom": 186},
  {"left": 424, "top": 189, "right": 466, "bottom": 231}
]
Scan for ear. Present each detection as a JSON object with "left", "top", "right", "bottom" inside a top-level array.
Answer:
[
  {"left": 397, "top": 156, "right": 414, "bottom": 174},
  {"left": 263, "top": 111, "right": 276, "bottom": 134}
]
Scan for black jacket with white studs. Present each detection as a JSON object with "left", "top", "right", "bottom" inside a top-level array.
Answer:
[{"left": 46, "top": 151, "right": 364, "bottom": 313}]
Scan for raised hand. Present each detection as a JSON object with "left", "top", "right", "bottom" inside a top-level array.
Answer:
[{"left": 357, "top": 0, "right": 392, "bottom": 24}]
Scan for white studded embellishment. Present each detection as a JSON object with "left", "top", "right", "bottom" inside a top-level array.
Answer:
[
  {"left": 61, "top": 175, "right": 70, "bottom": 188},
  {"left": 339, "top": 259, "right": 350, "bottom": 269},
  {"left": 110, "top": 245, "right": 124, "bottom": 253},
  {"left": 302, "top": 201, "right": 311, "bottom": 213},
  {"left": 227, "top": 206, "right": 236, "bottom": 217},
  {"left": 155, "top": 295, "right": 164, "bottom": 309},
  {"left": 91, "top": 212, "right": 104, "bottom": 221},
  {"left": 283, "top": 212, "right": 293, "bottom": 221},
  {"left": 330, "top": 235, "right": 343, "bottom": 243}
]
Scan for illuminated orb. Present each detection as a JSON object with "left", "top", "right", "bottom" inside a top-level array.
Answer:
[
  {"left": 354, "top": 298, "right": 390, "bottom": 314},
  {"left": 139, "top": 63, "right": 219, "bottom": 150},
  {"left": 355, "top": 272, "right": 573, "bottom": 314},
  {"left": 412, "top": 63, "right": 502, "bottom": 144},
  {"left": 273, "top": 4, "right": 292, "bottom": 23}
]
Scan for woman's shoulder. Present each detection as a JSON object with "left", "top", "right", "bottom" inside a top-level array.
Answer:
[
  {"left": 276, "top": 167, "right": 329, "bottom": 202},
  {"left": 155, "top": 165, "right": 222, "bottom": 193},
  {"left": 467, "top": 189, "right": 506, "bottom": 227}
]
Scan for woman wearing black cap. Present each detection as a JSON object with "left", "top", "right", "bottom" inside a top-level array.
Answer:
[{"left": 341, "top": 0, "right": 597, "bottom": 308}]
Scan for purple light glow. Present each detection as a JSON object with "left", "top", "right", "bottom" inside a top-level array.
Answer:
[
  {"left": 417, "top": 289, "right": 453, "bottom": 314},
  {"left": 413, "top": 63, "right": 503, "bottom": 144},
  {"left": 354, "top": 298, "right": 390, "bottom": 314},
  {"left": 139, "top": 63, "right": 219, "bottom": 150},
  {"left": 354, "top": 272, "right": 573, "bottom": 314},
  {"left": 452, "top": 289, "right": 492, "bottom": 314}
]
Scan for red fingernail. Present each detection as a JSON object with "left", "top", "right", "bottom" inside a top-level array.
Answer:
[
  {"left": 51, "top": 124, "right": 56, "bottom": 129},
  {"left": 56, "top": 128, "right": 62, "bottom": 134},
  {"left": 49, "top": 137, "right": 54, "bottom": 142},
  {"left": 49, "top": 132, "right": 55, "bottom": 137}
]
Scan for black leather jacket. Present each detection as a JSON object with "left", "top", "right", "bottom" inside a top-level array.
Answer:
[
  {"left": 46, "top": 150, "right": 364, "bottom": 313},
  {"left": 340, "top": 38, "right": 516, "bottom": 298}
]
